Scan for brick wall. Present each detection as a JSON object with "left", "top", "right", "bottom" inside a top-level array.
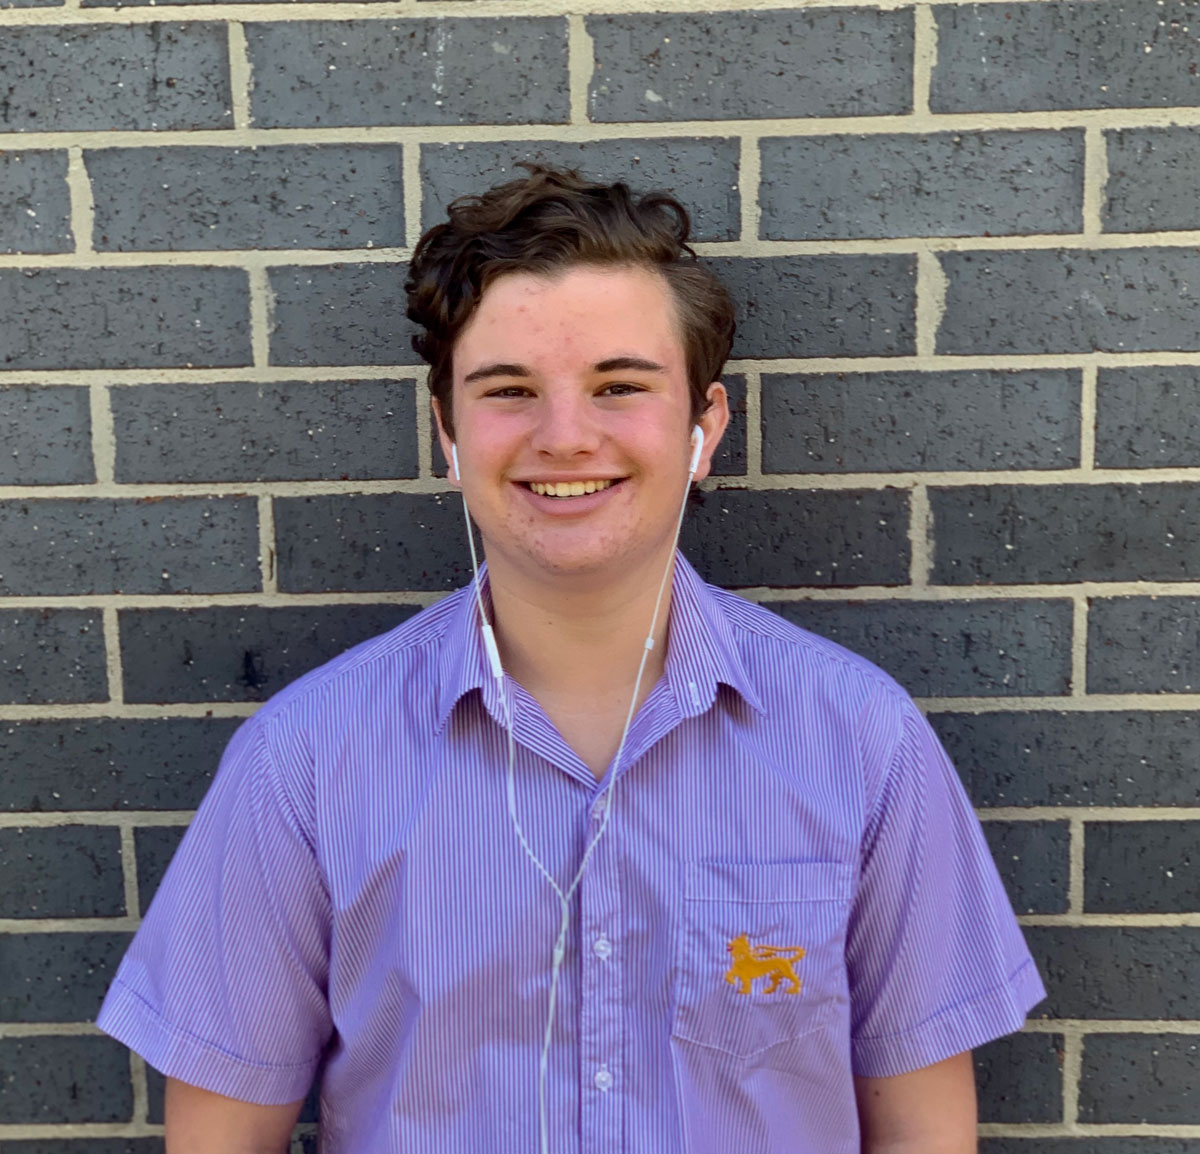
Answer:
[{"left": 1, "top": 0, "right": 1198, "bottom": 1148}]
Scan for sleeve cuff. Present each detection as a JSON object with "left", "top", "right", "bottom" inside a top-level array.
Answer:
[
  {"left": 97, "top": 978, "right": 320, "bottom": 1105},
  {"left": 850, "top": 957, "right": 1047, "bottom": 1079}
]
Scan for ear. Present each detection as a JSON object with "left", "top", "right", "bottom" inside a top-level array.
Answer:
[
  {"left": 431, "top": 397, "right": 459, "bottom": 486},
  {"left": 689, "top": 382, "right": 731, "bottom": 484}
]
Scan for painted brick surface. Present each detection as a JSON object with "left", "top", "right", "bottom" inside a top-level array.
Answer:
[
  {"left": 1088, "top": 597, "right": 1200, "bottom": 694},
  {"left": 0, "top": 24, "right": 230, "bottom": 131},
  {"left": 420, "top": 138, "right": 741, "bottom": 242},
  {"left": 111, "top": 379, "right": 418, "bottom": 483},
  {"left": 119, "top": 603, "right": 420, "bottom": 702},
  {"left": 759, "top": 131, "right": 1084, "bottom": 240},
  {"left": 0, "top": 497, "right": 259, "bottom": 596},
  {"left": 88, "top": 145, "right": 405, "bottom": 252},
  {"left": 0, "top": 151, "right": 72, "bottom": 253},
  {"left": 762, "top": 369, "right": 1080, "bottom": 473},
  {"left": 1096, "top": 366, "right": 1200, "bottom": 468},
  {"left": 681, "top": 489, "right": 910, "bottom": 588},
  {"left": 0, "top": 1036, "right": 133, "bottom": 1123},
  {"left": 2, "top": 1142, "right": 165, "bottom": 1154},
  {"left": 982, "top": 1142, "right": 1200, "bottom": 1154},
  {"left": 1105, "top": 127, "right": 1200, "bottom": 233},
  {"left": 0, "top": 384, "right": 93, "bottom": 485},
  {"left": 1085, "top": 821, "right": 1200, "bottom": 914},
  {"left": 588, "top": 9, "right": 913, "bottom": 121},
  {"left": 766, "top": 599, "right": 1072, "bottom": 698},
  {"left": 1, "top": 933, "right": 130, "bottom": 1022},
  {"left": 931, "top": 2, "right": 1200, "bottom": 113},
  {"left": 0, "top": 610, "right": 106, "bottom": 706},
  {"left": 135, "top": 826, "right": 186, "bottom": 914},
  {"left": 982, "top": 821, "right": 1071, "bottom": 915},
  {"left": 0, "top": 826, "right": 124, "bottom": 917},
  {"left": 930, "top": 484, "right": 1200, "bottom": 584},
  {"left": 0, "top": 267, "right": 251, "bottom": 370},
  {"left": 938, "top": 248, "right": 1200, "bottom": 355},
  {"left": 246, "top": 19, "right": 569, "bottom": 129},
  {"left": 1079, "top": 1034, "right": 1200, "bottom": 1122},
  {"left": 974, "top": 1031, "right": 1064, "bottom": 1123}
]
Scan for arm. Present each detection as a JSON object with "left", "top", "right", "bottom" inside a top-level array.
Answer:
[
  {"left": 165, "top": 1077, "right": 306, "bottom": 1154},
  {"left": 854, "top": 1051, "right": 977, "bottom": 1154}
]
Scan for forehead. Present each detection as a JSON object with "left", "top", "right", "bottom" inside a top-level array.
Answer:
[{"left": 454, "top": 264, "right": 685, "bottom": 373}]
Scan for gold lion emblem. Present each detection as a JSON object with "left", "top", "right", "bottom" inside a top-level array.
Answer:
[{"left": 724, "top": 934, "right": 806, "bottom": 996}]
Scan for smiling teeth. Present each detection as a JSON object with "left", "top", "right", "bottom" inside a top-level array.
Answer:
[{"left": 529, "top": 479, "right": 615, "bottom": 498}]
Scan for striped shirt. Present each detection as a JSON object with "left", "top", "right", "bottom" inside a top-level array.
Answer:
[{"left": 97, "top": 552, "right": 1045, "bottom": 1154}]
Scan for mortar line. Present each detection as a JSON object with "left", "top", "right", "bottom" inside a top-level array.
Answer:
[
  {"left": 119, "top": 822, "right": 141, "bottom": 922},
  {"left": 403, "top": 141, "right": 424, "bottom": 250},
  {"left": 911, "top": 5, "right": 936, "bottom": 117},
  {"left": 248, "top": 266, "right": 273, "bottom": 369},
  {"left": 89, "top": 382, "right": 115, "bottom": 485},
  {"left": 914, "top": 249, "right": 948, "bottom": 358},
  {"left": 741, "top": 369, "right": 763, "bottom": 481},
  {"left": 1067, "top": 815, "right": 1085, "bottom": 918},
  {"left": 738, "top": 134, "right": 762, "bottom": 244},
  {"left": 1071, "top": 596, "right": 1089, "bottom": 698},
  {"left": 0, "top": 1023, "right": 106, "bottom": 1038},
  {"left": 1016, "top": 912, "right": 1200, "bottom": 927},
  {"left": 0, "top": 916, "right": 142, "bottom": 933},
  {"left": 1079, "top": 362, "right": 1098, "bottom": 471},
  {"left": 258, "top": 495, "right": 278, "bottom": 594},
  {"left": 978, "top": 807, "right": 1200, "bottom": 822},
  {"left": 65, "top": 147, "right": 95, "bottom": 255},
  {"left": 0, "top": 812, "right": 197, "bottom": 828},
  {"left": 908, "top": 484, "right": 931, "bottom": 588},
  {"left": 1061, "top": 1022, "right": 1084, "bottom": 1130},
  {"left": 1022, "top": 1019, "right": 1200, "bottom": 1034},
  {"left": 415, "top": 369, "right": 435, "bottom": 480},
  {"left": 0, "top": 1125, "right": 166, "bottom": 1141},
  {"left": 567, "top": 13, "right": 594, "bottom": 125},
  {"left": 228, "top": 22, "right": 253, "bottom": 130},
  {"left": 130, "top": 1052, "right": 150, "bottom": 1127},
  {"left": 103, "top": 606, "right": 124, "bottom": 706},
  {"left": 1082, "top": 123, "right": 1107, "bottom": 238}
]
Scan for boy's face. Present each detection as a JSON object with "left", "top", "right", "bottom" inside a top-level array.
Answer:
[{"left": 434, "top": 263, "right": 728, "bottom": 587}]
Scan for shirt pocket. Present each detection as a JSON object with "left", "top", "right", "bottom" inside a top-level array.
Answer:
[{"left": 671, "top": 860, "right": 854, "bottom": 1060}]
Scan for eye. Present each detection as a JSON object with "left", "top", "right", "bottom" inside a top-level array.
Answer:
[
  {"left": 599, "top": 382, "right": 644, "bottom": 397},
  {"left": 484, "top": 386, "right": 533, "bottom": 399}
]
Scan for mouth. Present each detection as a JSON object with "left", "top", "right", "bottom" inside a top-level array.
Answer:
[{"left": 520, "top": 478, "right": 625, "bottom": 500}]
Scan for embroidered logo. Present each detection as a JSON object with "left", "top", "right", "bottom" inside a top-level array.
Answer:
[{"left": 724, "top": 934, "right": 806, "bottom": 996}]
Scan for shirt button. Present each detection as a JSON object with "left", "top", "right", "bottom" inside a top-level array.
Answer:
[
  {"left": 593, "top": 935, "right": 612, "bottom": 961},
  {"left": 594, "top": 1067, "right": 613, "bottom": 1092}
]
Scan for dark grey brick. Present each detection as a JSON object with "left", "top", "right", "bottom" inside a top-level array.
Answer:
[
  {"left": 767, "top": 599, "right": 1072, "bottom": 698},
  {"left": 0, "top": 610, "right": 106, "bottom": 706},
  {"left": 269, "top": 263, "right": 418, "bottom": 367},
  {"left": 1096, "top": 366, "right": 1200, "bottom": 468},
  {"left": 0, "top": 497, "right": 259, "bottom": 596},
  {"left": 420, "top": 138, "right": 740, "bottom": 243},
  {"left": 2, "top": 1141, "right": 163, "bottom": 1154},
  {"left": 1106, "top": 127, "right": 1200, "bottom": 233},
  {"left": 89, "top": 145, "right": 404, "bottom": 252},
  {"left": 762, "top": 370, "right": 1080, "bottom": 473},
  {"left": 1085, "top": 821, "right": 1200, "bottom": 914},
  {"left": 1088, "top": 597, "right": 1200, "bottom": 694},
  {"left": 1026, "top": 926, "right": 1200, "bottom": 1019},
  {"left": 982, "top": 1141, "right": 1200, "bottom": 1154},
  {"left": 1, "top": 0, "right": 63, "bottom": 7},
  {"left": 932, "top": 2, "right": 1200, "bottom": 113},
  {"left": 0, "top": 717, "right": 236, "bottom": 812},
  {"left": 0, "top": 151, "right": 73, "bottom": 253},
  {"left": 931, "top": 484, "right": 1200, "bottom": 584},
  {"left": 135, "top": 826, "right": 187, "bottom": 914},
  {"left": 0, "top": 932, "right": 130, "bottom": 1022},
  {"left": 1080, "top": 1034, "right": 1200, "bottom": 1123},
  {"left": 0, "top": 826, "right": 124, "bottom": 917},
  {"left": 0, "top": 267, "right": 251, "bottom": 370},
  {"left": 982, "top": 821, "right": 1070, "bottom": 914},
  {"left": 0, "top": 1036, "right": 132, "bottom": 1123},
  {"left": 974, "top": 1031, "right": 1063, "bottom": 1123},
  {"left": 705, "top": 256, "right": 916, "bottom": 360},
  {"left": 275, "top": 493, "right": 473, "bottom": 593},
  {"left": 247, "top": 19, "right": 568, "bottom": 129},
  {"left": 680, "top": 489, "right": 910, "bottom": 588},
  {"left": 120, "top": 603, "right": 421, "bottom": 703},
  {"left": 112, "top": 379, "right": 418, "bottom": 483},
  {"left": 931, "top": 710, "right": 1200, "bottom": 808},
  {"left": 0, "top": 25, "right": 229, "bottom": 131},
  {"left": 760, "top": 131, "right": 1083, "bottom": 240},
  {"left": 938, "top": 249, "right": 1200, "bottom": 355},
  {"left": 0, "top": 385, "right": 93, "bottom": 485},
  {"left": 588, "top": 10, "right": 912, "bottom": 121}
]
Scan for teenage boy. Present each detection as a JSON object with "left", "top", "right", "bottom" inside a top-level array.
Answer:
[{"left": 98, "top": 166, "right": 1045, "bottom": 1154}]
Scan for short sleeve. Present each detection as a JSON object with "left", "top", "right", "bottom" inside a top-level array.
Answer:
[
  {"left": 845, "top": 694, "right": 1046, "bottom": 1078},
  {"left": 96, "top": 711, "right": 333, "bottom": 1104}
]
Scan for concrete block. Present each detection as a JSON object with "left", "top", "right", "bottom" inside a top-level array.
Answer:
[
  {"left": 120, "top": 603, "right": 419, "bottom": 703},
  {"left": 1096, "top": 366, "right": 1200, "bottom": 468},
  {"left": 0, "top": 267, "right": 251, "bottom": 370},
  {"left": 0, "top": 718, "right": 236, "bottom": 811},
  {"left": 982, "top": 821, "right": 1070, "bottom": 915},
  {"left": 588, "top": 9, "right": 912, "bottom": 121},
  {"left": 679, "top": 488, "right": 910, "bottom": 588},
  {"left": 1080, "top": 1034, "right": 1200, "bottom": 1122},
  {"left": 0, "top": 827, "right": 123, "bottom": 917},
  {"left": 0, "top": 933, "right": 130, "bottom": 1022},
  {"left": 1088, "top": 597, "right": 1200, "bottom": 694},
  {"left": 419, "top": 138, "right": 741, "bottom": 242},
  {"left": 762, "top": 369, "right": 1080, "bottom": 473},
  {"left": 0, "top": 151, "right": 73, "bottom": 253},
  {"left": 0, "top": 497, "right": 259, "bottom": 596},
  {"left": 1106, "top": 127, "right": 1200, "bottom": 233},
  {"left": 931, "top": 483, "right": 1200, "bottom": 584},
  {"left": 0, "top": 24, "right": 229, "bottom": 131},
  {"left": 931, "top": 2, "right": 1200, "bottom": 112},
  {"left": 760, "top": 131, "right": 1083, "bottom": 240},
  {"left": 938, "top": 249, "right": 1200, "bottom": 354},
  {"left": 0, "top": 1036, "right": 132, "bottom": 1122},
  {"left": 974, "top": 1031, "right": 1064, "bottom": 1123},
  {"left": 1085, "top": 821, "right": 1200, "bottom": 914},
  {"left": 247, "top": 18, "right": 568, "bottom": 128},
  {"left": 0, "top": 610, "right": 106, "bottom": 705},
  {"left": 767, "top": 599, "right": 1072, "bottom": 698},
  {"left": 111, "top": 379, "right": 418, "bottom": 483},
  {"left": 89, "top": 145, "right": 404, "bottom": 251},
  {"left": 135, "top": 826, "right": 186, "bottom": 915},
  {"left": 1, "top": 1141, "right": 163, "bottom": 1154},
  {"left": 0, "top": 385, "right": 93, "bottom": 484}
]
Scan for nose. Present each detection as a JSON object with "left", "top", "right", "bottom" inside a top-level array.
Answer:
[{"left": 528, "top": 390, "right": 602, "bottom": 460}]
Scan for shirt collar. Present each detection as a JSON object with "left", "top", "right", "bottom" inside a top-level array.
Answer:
[{"left": 433, "top": 552, "right": 766, "bottom": 734}]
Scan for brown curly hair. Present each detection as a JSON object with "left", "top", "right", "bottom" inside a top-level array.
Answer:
[{"left": 405, "top": 163, "right": 736, "bottom": 438}]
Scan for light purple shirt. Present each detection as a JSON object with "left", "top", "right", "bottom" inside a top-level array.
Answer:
[{"left": 98, "top": 553, "right": 1045, "bottom": 1154}]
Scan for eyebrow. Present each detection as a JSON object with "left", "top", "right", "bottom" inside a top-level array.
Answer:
[{"left": 462, "top": 356, "right": 667, "bottom": 385}]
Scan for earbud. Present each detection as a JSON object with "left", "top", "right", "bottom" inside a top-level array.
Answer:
[
  {"left": 688, "top": 425, "right": 704, "bottom": 475},
  {"left": 450, "top": 442, "right": 459, "bottom": 482}
]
